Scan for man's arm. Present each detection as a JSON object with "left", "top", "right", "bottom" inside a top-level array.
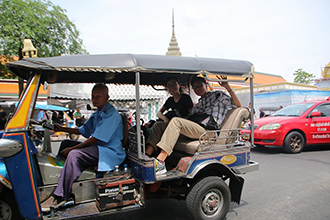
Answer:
[
  {"left": 54, "top": 123, "right": 80, "bottom": 134},
  {"left": 226, "top": 87, "right": 241, "bottom": 108},
  {"left": 217, "top": 76, "right": 241, "bottom": 108},
  {"left": 60, "top": 136, "right": 98, "bottom": 156}
]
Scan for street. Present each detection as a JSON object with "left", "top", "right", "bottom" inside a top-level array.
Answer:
[
  {"left": 226, "top": 145, "right": 330, "bottom": 220},
  {"left": 53, "top": 141, "right": 330, "bottom": 220}
]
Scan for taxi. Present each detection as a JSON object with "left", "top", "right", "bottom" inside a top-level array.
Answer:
[{"left": 241, "top": 98, "right": 330, "bottom": 153}]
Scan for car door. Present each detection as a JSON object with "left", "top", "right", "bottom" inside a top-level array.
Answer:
[{"left": 308, "top": 103, "right": 330, "bottom": 144}]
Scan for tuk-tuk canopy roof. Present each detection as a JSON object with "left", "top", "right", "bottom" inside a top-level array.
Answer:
[{"left": 6, "top": 54, "right": 254, "bottom": 85}]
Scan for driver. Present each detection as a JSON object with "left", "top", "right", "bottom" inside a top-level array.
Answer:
[{"left": 41, "top": 83, "right": 126, "bottom": 212}]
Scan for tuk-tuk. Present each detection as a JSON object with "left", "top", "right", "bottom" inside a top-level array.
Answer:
[{"left": 0, "top": 54, "right": 258, "bottom": 220}]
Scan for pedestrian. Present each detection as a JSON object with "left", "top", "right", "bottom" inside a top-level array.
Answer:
[
  {"left": 249, "top": 102, "right": 257, "bottom": 119},
  {"left": 0, "top": 107, "right": 7, "bottom": 130},
  {"left": 38, "top": 109, "right": 46, "bottom": 121},
  {"left": 51, "top": 111, "right": 60, "bottom": 124},
  {"left": 259, "top": 108, "right": 266, "bottom": 118},
  {"left": 74, "top": 109, "right": 83, "bottom": 126}
]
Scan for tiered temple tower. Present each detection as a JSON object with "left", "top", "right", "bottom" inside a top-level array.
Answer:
[
  {"left": 314, "top": 62, "right": 330, "bottom": 89},
  {"left": 321, "top": 62, "right": 330, "bottom": 79},
  {"left": 166, "top": 9, "right": 182, "bottom": 56}
]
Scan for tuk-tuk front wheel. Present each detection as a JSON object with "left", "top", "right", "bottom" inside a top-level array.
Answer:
[
  {"left": 186, "top": 176, "right": 231, "bottom": 220},
  {"left": 0, "top": 191, "right": 23, "bottom": 220}
]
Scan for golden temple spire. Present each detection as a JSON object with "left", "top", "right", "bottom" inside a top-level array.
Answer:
[
  {"left": 322, "top": 62, "right": 330, "bottom": 78},
  {"left": 166, "top": 9, "right": 182, "bottom": 56},
  {"left": 172, "top": 9, "right": 175, "bottom": 37}
]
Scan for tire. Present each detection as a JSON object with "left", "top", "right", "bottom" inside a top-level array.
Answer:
[
  {"left": 69, "top": 133, "right": 79, "bottom": 140},
  {"left": 186, "top": 176, "right": 231, "bottom": 220},
  {"left": 0, "top": 191, "right": 23, "bottom": 220},
  {"left": 283, "top": 131, "right": 305, "bottom": 153}
]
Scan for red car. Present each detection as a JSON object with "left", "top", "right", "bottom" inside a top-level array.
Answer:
[{"left": 241, "top": 98, "right": 330, "bottom": 153}]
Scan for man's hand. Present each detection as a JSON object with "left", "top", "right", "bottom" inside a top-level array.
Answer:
[
  {"left": 217, "top": 75, "right": 241, "bottom": 107},
  {"left": 217, "top": 75, "right": 230, "bottom": 89},
  {"left": 53, "top": 123, "right": 63, "bottom": 132},
  {"left": 61, "top": 146, "right": 74, "bottom": 157}
]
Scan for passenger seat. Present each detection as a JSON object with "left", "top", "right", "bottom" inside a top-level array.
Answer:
[{"left": 173, "top": 107, "right": 250, "bottom": 155}]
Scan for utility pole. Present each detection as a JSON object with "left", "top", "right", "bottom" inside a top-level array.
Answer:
[
  {"left": 18, "top": 39, "right": 38, "bottom": 97},
  {"left": 18, "top": 48, "right": 24, "bottom": 98}
]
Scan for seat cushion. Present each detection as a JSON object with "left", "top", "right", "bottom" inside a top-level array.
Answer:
[{"left": 174, "top": 135, "right": 200, "bottom": 155}]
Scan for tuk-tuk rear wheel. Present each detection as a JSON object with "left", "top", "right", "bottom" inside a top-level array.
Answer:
[
  {"left": 0, "top": 191, "right": 23, "bottom": 220},
  {"left": 186, "top": 176, "right": 230, "bottom": 220}
]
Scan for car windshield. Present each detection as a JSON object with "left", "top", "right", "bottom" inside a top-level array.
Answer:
[{"left": 272, "top": 103, "right": 316, "bottom": 117}]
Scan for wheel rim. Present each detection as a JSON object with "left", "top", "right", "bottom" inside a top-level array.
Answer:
[
  {"left": 0, "top": 201, "right": 12, "bottom": 220},
  {"left": 70, "top": 134, "right": 79, "bottom": 140},
  {"left": 201, "top": 189, "right": 224, "bottom": 217},
  {"left": 289, "top": 135, "right": 302, "bottom": 152}
]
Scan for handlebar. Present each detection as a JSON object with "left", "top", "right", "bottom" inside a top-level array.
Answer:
[{"left": 29, "top": 119, "right": 54, "bottom": 130}]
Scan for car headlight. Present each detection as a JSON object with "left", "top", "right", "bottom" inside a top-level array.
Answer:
[{"left": 259, "top": 123, "right": 281, "bottom": 130}]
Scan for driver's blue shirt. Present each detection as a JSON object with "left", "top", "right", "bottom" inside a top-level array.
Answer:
[{"left": 78, "top": 102, "right": 125, "bottom": 171}]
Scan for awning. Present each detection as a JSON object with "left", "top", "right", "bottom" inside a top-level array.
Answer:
[{"left": 34, "top": 104, "right": 69, "bottom": 111}]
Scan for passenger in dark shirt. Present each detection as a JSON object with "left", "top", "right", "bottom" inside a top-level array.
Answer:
[
  {"left": 145, "top": 77, "right": 193, "bottom": 157},
  {"left": 157, "top": 77, "right": 193, "bottom": 122}
]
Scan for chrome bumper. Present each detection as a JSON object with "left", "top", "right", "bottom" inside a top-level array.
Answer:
[{"left": 232, "top": 160, "right": 259, "bottom": 174}]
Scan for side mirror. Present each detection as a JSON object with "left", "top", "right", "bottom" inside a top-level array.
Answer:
[{"left": 310, "top": 111, "right": 321, "bottom": 117}]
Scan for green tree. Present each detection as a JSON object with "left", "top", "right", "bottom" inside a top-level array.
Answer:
[
  {"left": 0, "top": 0, "right": 87, "bottom": 78},
  {"left": 293, "top": 68, "right": 315, "bottom": 85}
]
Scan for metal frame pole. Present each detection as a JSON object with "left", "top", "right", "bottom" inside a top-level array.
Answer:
[
  {"left": 135, "top": 71, "right": 142, "bottom": 159},
  {"left": 250, "top": 77, "right": 254, "bottom": 146}
]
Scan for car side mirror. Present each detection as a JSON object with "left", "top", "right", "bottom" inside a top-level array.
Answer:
[{"left": 310, "top": 111, "right": 321, "bottom": 117}]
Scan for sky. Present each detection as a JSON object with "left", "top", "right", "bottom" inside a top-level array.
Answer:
[{"left": 50, "top": 0, "right": 330, "bottom": 83}]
